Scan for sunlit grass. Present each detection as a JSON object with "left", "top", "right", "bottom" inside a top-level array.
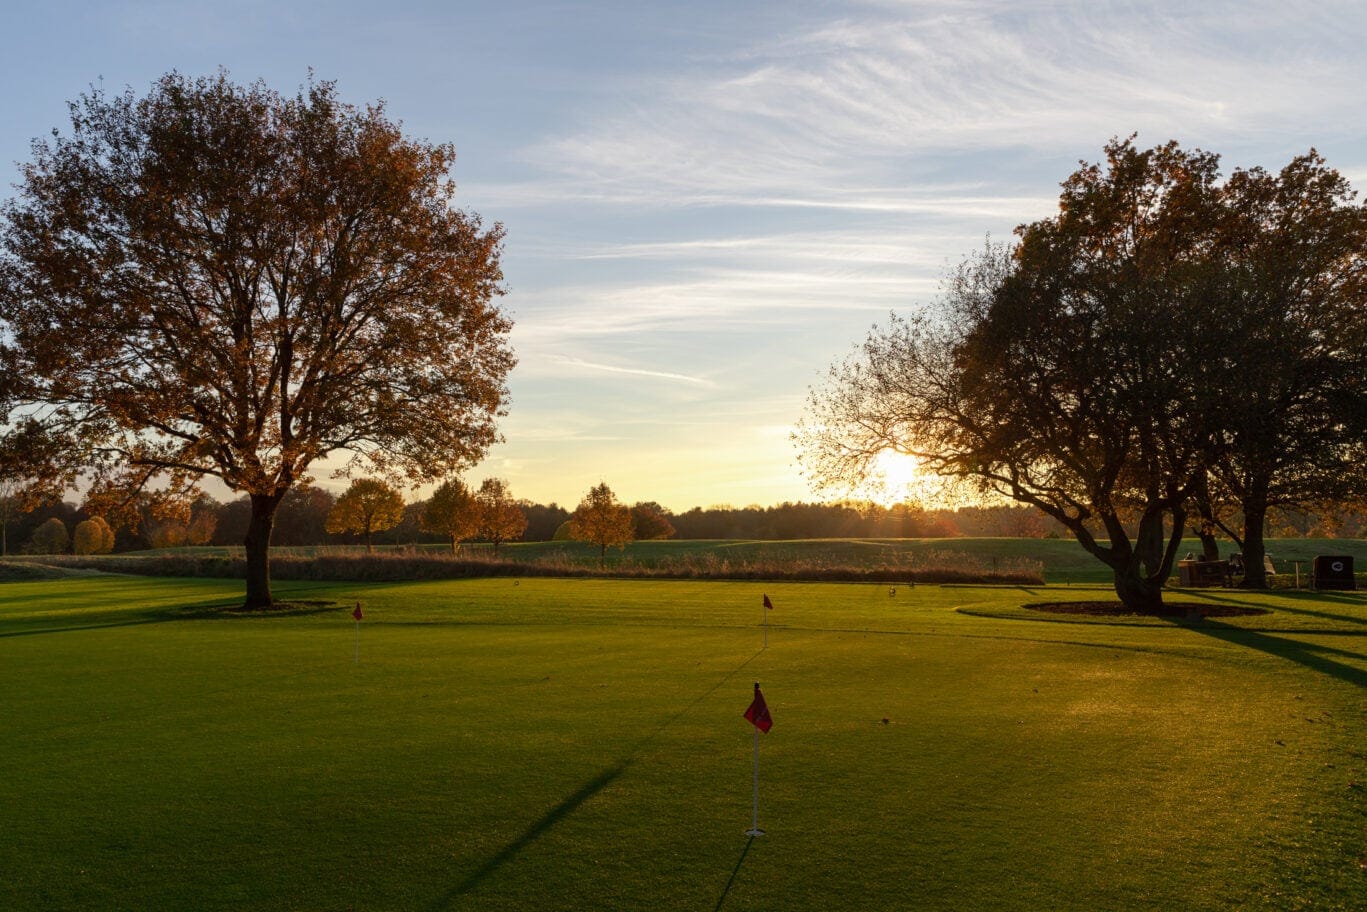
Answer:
[{"left": 2, "top": 575, "right": 1365, "bottom": 910}]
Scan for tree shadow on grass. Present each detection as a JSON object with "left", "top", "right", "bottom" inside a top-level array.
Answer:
[
  {"left": 1280, "top": 590, "right": 1365, "bottom": 606},
  {"left": 1177, "top": 588, "right": 1367, "bottom": 631},
  {"left": 430, "top": 762, "right": 628, "bottom": 910},
  {"left": 1174, "top": 618, "right": 1367, "bottom": 689},
  {"left": 1267, "top": 602, "right": 1367, "bottom": 628},
  {"left": 430, "top": 647, "right": 768, "bottom": 909},
  {"left": 0, "top": 616, "right": 186, "bottom": 638},
  {"left": 180, "top": 599, "right": 342, "bottom": 619},
  {"left": 0, "top": 599, "right": 344, "bottom": 638}
]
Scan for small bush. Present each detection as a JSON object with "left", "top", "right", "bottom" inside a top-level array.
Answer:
[
  {"left": 28, "top": 517, "right": 69, "bottom": 554},
  {"left": 73, "top": 517, "right": 116, "bottom": 555}
]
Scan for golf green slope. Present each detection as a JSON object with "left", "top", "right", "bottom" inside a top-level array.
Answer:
[{"left": 2, "top": 576, "right": 1364, "bottom": 910}]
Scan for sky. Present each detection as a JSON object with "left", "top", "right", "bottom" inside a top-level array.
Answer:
[{"left": 3, "top": 0, "right": 1366, "bottom": 512}]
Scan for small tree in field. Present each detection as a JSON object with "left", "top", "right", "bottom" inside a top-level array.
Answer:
[
  {"left": 569, "top": 482, "right": 634, "bottom": 568},
  {"left": 326, "top": 479, "right": 405, "bottom": 554},
  {"left": 475, "top": 478, "right": 527, "bottom": 555},
  {"left": 29, "top": 517, "right": 69, "bottom": 554},
  {"left": 630, "top": 501, "right": 676, "bottom": 540},
  {"left": 73, "top": 517, "right": 115, "bottom": 555},
  {"left": 143, "top": 495, "right": 219, "bottom": 550},
  {"left": 146, "top": 520, "right": 189, "bottom": 549},
  {"left": 422, "top": 479, "right": 480, "bottom": 554}
]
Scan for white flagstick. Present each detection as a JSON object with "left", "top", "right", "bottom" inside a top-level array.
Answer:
[
  {"left": 761, "top": 594, "right": 772, "bottom": 650},
  {"left": 353, "top": 602, "right": 363, "bottom": 663},
  {"left": 744, "top": 681, "right": 770, "bottom": 837},
  {"left": 746, "top": 724, "right": 764, "bottom": 837}
]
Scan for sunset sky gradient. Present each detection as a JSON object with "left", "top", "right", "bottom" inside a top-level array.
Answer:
[{"left": 4, "top": 1, "right": 1365, "bottom": 510}]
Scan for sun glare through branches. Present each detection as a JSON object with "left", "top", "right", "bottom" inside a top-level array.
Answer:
[{"left": 864, "top": 448, "right": 923, "bottom": 507}]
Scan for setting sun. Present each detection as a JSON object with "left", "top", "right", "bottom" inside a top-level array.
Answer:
[{"left": 869, "top": 448, "right": 922, "bottom": 505}]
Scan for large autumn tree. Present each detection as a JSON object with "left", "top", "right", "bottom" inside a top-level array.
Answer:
[
  {"left": 1196, "top": 153, "right": 1367, "bottom": 587},
  {"left": 799, "top": 138, "right": 1367, "bottom": 610},
  {"left": 0, "top": 72, "right": 514, "bottom": 607},
  {"left": 799, "top": 140, "right": 1227, "bottom": 613}
]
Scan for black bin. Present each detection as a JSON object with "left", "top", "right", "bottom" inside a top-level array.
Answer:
[{"left": 1312, "top": 556, "right": 1356, "bottom": 590}]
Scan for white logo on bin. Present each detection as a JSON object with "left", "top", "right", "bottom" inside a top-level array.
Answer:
[{"left": 1331, "top": 560, "right": 1344, "bottom": 572}]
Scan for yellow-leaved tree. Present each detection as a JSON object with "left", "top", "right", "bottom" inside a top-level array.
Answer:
[
  {"left": 569, "top": 482, "right": 633, "bottom": 568},
  {"left": 72, "top": 517, "right": 115, "bottom": 555},
  {"left": 326, "top": 479, "right": 406, "bottom": 554},
  {"left": 421, "top": 479, "right": 480, "bottom": 555},
  {"left": 475, "top": 478, "right": 527, "bottom": 556}
]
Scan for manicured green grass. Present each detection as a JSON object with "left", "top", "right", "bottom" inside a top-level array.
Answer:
[{"left": 3, "top": 575, "right": 1365, "bottom": 910}]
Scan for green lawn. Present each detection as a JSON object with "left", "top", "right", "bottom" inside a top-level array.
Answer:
[{"left": 2, "top": 574, "right": 1365, "bottom": 910}]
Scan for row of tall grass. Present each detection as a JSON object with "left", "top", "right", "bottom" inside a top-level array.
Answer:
[{"left": 28, "top": 545, "right": 1046, "bottom": 584}]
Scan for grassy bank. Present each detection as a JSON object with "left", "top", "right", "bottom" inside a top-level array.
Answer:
[
  {"left": 19, "top": 539, "right": 1047, "bottom": 585},
  {"left": 17, "top": 536, "right": 1366, "bottom": 587}
]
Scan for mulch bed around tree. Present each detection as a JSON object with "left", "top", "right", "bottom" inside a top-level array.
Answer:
[{"left": 1025, "top": 601, "right": 1269, "bottom": 618}]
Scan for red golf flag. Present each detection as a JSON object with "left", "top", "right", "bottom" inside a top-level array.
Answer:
[
  {"left": 744, "top": 683, "right": 772, "bottom": 733},
  {"left": 762, "top": 594, "right": 773, "bottom": 610},
  {"left": 352, "top": 603, "right": 363, "bottom": 621}
]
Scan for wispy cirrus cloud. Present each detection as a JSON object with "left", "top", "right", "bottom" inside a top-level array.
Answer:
[
  {"left": 551, "top": 357, "right": 714, "bottom": 386},
  {"left": 509, "top": 268, "right": 932, "bottom": 348},
  {"left": 515, "top": 0, "right": 1366, "bottom": 208}
]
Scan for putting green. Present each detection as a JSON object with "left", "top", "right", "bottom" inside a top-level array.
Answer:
[{"left": 2, "top": 575, "right": 1364, "bottom": 910}]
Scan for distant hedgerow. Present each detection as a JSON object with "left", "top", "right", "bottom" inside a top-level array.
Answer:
[{"left": 13, "top": 546, "right": 1044, "bottom": 585}]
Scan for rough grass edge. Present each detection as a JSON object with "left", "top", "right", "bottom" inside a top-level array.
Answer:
[{"left": 23, "top": 550, "right": 1045, "bottom": 585}]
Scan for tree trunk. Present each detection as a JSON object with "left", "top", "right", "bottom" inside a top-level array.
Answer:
[
  {"left": 1190, "top": 476, "right": 1222, "bottom": 561},
  {"left": 450, "top": 535, "right": 460, "bottom": 555},
  {"left": 1097, "top": 505, "right": 1182, "bottom": 614},
  {"left": 599, "top": 542, "right": 606, "bottom": 569},
  {"left": 243, "top": 492, "right": 284, "bottom": 609},
  {"left": 1240, "top": 495, "right": 1270, "bottom": 590},
  {"left": 1196, "top": 527, "right": 1220, "bottom": 562},
  {"left": 365, "top": 527, "right": 374, "bottom": 554},
  {"left": 1113, "top": 570, "right": 1166, "bottom": 613}
]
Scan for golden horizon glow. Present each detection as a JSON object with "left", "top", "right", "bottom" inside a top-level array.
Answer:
[{"left": 866, "top": 448, "right": 923, "bottom": 506}]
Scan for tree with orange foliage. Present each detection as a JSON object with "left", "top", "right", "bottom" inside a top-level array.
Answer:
[
  {"left": 0, "top": 72, "right": 513, "bottom": 607},
  {"left": 569, "top": 482, "right": 634, "bottom": 568},
  {"left": 475, "top": 478, "right": 527, "bottom": 556},
  {"left": 422, "top": 479, "right": 480, "bottom": 554},
  {"left": 327, "top": 479, "right": 406, "bottom": 554}
]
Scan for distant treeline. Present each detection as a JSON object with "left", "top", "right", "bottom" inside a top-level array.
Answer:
[{"left": 4, "top": 489, "right": 1366, "bottom": 555}]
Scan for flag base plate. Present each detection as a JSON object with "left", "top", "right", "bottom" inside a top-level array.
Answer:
[{"left": 745, "top": 828, "right": 765, "bottom": 837}]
